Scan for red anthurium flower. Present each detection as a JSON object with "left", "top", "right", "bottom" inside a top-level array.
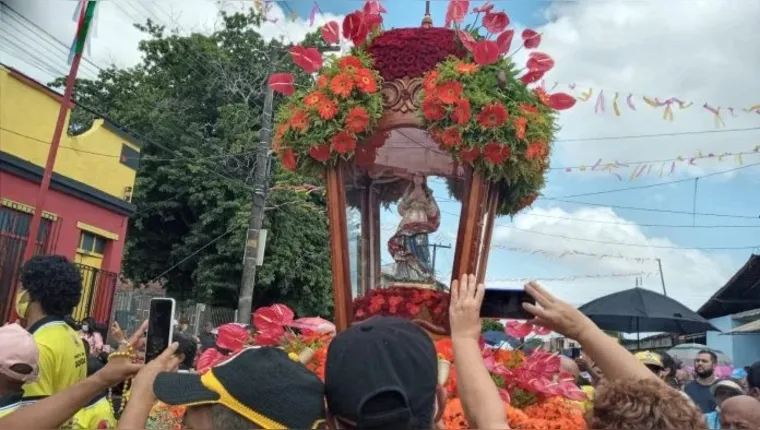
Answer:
[
  {"left": 268, "top": 73, "right": 295, "bottom": 96},
  {"left": 363, "top": 0, "right": 387, "bottom": 15},
  {"left": 196, "top": 348, "right": 225, "bottom": 373},
  {"left": 364, "top": 12, "right": 383, "bottom": 31},
  {"left": 290, "top": 46, "right": 323, "bottom": 74},
  {"left": 445, "top": 0, "right": 469, "bottom": 27},
  {"left": 321, "top": 21, "right": 340, "bottom": 44},
  {"left": 216, "top": 323, "right": 250, "bottom": 351},
  {"left": 505, "top": 320, "right": 533, "bottom": 338},
  {"left": 559, "top": 380, "right": 588, "bottom": 401},
  {"left": 331, "top": 131, "right": 357, "bottom": 154},
  {"left": 483, "top": 142, "right": 511, "bottom": 164},
  {"left": 255, "top": 328, "right": 285, "bottom": 347},
  {"left": 522, "top": 29, "right": 541, "bottom": 49},
  {"left": 459, "top": 146, "right": 480, "bottom": 164},
  {"left": 496, "top": 29, "right": 514, "bottom": 54},
  {"left": 309, "top": 144, "right": 331, "bottom": 162},
  {"left": 280, "top": 148, "right": 296, "bottom": 171},
  {"left": 527, "top": 52, "right": 555, "bottom": 72},
  {"left": 457, "top": 30, "right": 477, "bottom": 52},
  {"left": 520, "top": 70, "right": 545, "bottom": 85},
  {"left": 473, "top": 40, "right": 500, "bottom": 65},
  {"left": 547, "top": 92, "right": 577, "bottom": 110},
  {"left": 253, "top": 303, "right": 295, "bottom": 331},
  {"left": 483, "top": 11, "right": 509, "bottom": 34},
  {"left": 473, "top": 1, "right": 494, "bottom": 13},
  {"left": 343, "top": 11, "right": 369, "bottom": 45}
]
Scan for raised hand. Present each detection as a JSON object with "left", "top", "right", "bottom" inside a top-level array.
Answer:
[
  {"left": 449, "top": 274, "right": 485, "bottom": 342},
  {"left": 522, "top": 281, "right": 593, "bottom": 341}
]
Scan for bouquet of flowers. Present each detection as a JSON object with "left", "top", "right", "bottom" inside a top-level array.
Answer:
[{"left": 437, "top": 322, "right": 588, "bottom": 429}]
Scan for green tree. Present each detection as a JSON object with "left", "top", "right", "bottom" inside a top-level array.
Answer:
[{"left": 54, "top": 10, "right": 334, "bottom": 317}]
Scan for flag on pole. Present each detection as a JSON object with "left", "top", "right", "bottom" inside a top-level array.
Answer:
[
  {"left": 309, "top": 2, "right": 319, "bottom": 26},
  {"left": 68, "top": 0, "right": 98, "bottom": 64}
]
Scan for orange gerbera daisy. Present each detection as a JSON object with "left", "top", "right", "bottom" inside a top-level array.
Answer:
[
  {"left": 331, "top": 131, "right": 357, "bottom": 154},
  {"left": 513, "top": 116, "right": 528, "bottom": 140},
  {"left": 456, "top": 61, "right": 478, "bottom": 74},
  {"left": 520, "top": 103, "right": 538, "bottom": 115},
  {"left": 441, "top": 127, "right": 462, "bottom": 148},
  {"left": 452, "top": 98, "right": 471, "bottom": 125},
  {"left": 436, "top": 81, "right": 463, "bottom": 104},
  {"left": 345, "top": 106, "right": 370, "bottom": 133},
  {"left": 318, "top": 99, "right": 338, "bottom": 120},
  {"left": 331, "top": 73, "right": 354, "bottom": 98},
  {"left": 303, "top": 91, "right": 325, "bottom": 108},
  {"left": 317, "top": 75, "right": 329, "bottom": 89},
  {"left": 280, "top": 147, "right": 297, "bottom": 171},
  {"left": 525, "top": 139, "right": 548, "bottom": 160},
  {"left": 476, "top": 103, "right": 509, "bottom": 128},
  {"left": 422, "top": 97, "right": 446, "bottom": 121},
  {"left": 289, "top": 109, "right": 310, "bottom": 132},
  {"left": 424, "top": 70, "right": 439, "bottom": 91},
  {"left": 533, "top": 87, "right": 551, "bottom": 105},
  {"left": 338, "top": 55, "right": 364, "bottom": 73},
  {"left": 354, "top": 69, "right": 378, "bottom": 93}
]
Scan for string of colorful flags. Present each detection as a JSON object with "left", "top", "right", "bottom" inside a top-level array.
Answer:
[
  {"left": 483, "top": 272, "right": 656, "bottom": 284},
  {"left": 544, "top": 82, "right": 760, "bottom": 127},
  {"left": 490, "top": 245, "right": 655, "bottom": 263},
  {"left": 558, "top": 145, "right": 760, "bottom": 180},
  {"left": 68, "top": 0, "right": 98, "bottom": 64}
]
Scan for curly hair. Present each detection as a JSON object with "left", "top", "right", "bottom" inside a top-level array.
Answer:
[
  {"left": 588, "top": 378, "right": 707, "bottom": 429},
  {"left": 21, "top": 255, "right": 82, "bottom": 317}
]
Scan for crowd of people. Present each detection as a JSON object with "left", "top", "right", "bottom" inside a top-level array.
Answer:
[{"left": 1, "top": 254, "right": 760, "bottom": 429}]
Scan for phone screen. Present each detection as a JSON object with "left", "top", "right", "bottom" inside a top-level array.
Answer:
[
  {"left": 479, "top": 286, "right": 535, "bottom": 319},
  {"left": 145, "top": 298, "right": 175, "bottom": 363}
]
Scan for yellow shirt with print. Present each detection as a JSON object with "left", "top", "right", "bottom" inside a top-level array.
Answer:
[
  {"left": 23, "top": 317, "right": 87, "bottom": 399},
  {"left": 72, "top": 395, "right": 117, "bottom": 429}
]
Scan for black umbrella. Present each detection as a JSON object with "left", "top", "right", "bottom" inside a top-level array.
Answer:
[{"left": 578, "top": 287, "right": 720, "bottom": 334}]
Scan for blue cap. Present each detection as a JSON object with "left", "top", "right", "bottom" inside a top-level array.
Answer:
[{"left": 732, "top": 368, "right": 747, "bottom": 379}]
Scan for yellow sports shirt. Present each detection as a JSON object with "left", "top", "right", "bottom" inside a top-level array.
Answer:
[
  {"left": 23, "top": 317, "right": 87, "bottom": 399},
  {"left": 72, "top": 394, "right": 117, "bottom": 429}
]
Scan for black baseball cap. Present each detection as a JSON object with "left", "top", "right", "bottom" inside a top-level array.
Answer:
[
  {"left": 325, "top": 317, "right": 438, "bottom": 429},
  {"left": 153, "top": 347, "right": 326, "bottom": 429}
]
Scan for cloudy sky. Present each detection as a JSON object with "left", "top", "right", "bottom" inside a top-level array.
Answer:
[{"left": 1, "top": 0, "right": 759, "bottom": 312}]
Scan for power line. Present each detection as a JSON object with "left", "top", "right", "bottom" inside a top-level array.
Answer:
[
  {"left": 506, "top": 212, "right": 760, "bottom": 229},
  {"left": 543, "top": 199, "right": 760, "bottom": 220}
]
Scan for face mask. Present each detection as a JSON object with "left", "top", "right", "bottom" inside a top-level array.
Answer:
[
  {"left": 82, "top": 325, "right": 89, "bottom": 332},
  {"left": 15, "top": 289, "right": 29, "bottom": 319}
]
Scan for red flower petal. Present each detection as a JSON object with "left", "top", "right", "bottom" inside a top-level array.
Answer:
[
  {"left": 290, "top": 45, "right": 323, "bottom": 74},
  {"left": 522, "top": 29, "right": 541, "bottom": 49},
  {"left": 268, "top": 73, "right": 294, "bottom": 96},
  {"left": 457, "top": 30, "right": 477, "bottom": 53},
  {"left": 505, "top": 320, "right": 534, "bottom": 338},
  {"left": 445, "top": 0, "right": 469, "bottom": 27},
  {"left": 473, "top": 40, "right": 500, "bottom": 65},
  {"left": 483, "top": 11, "right": 509, "bottom": 34},
  {"left": 547, "top": 93, "right": 577, "bottom": 110},
  {"left": 520, "top": 70, "right": 545, "bottom": 85},
  {"left": 498, "top": 388, "right": 511, "bottom": 404},
  {"left": 308, "top": 144, "right": 331, "bottom": 162},
  {"left": 532, "top": 325, "right": 552, "bottom": 336},
  {"left": 342, "top": 11, "right": 369, "bottom": 45},
  {"left": 473, "top": 2, "right": 494, "bottom": 13},
  {"left": 253, "top": 303, "right": 295, "bottom": 331},
  {"left": 280, "top": 148, "right": 297, "bottom": 171},
  {"left": 363, "top": 0, "right": 387, "bottom": 15},
  {"left": 321, "top": 21, "right": 340, "bottom": 44},
  {"left": 496, "top": 29, "right": 514, "bottom": 54},
  {"left": 216, "top": 323, "right": 249, "bottom": 351},
  {"left": 196, "top": 348, "right": 225, "bottom": 373},
  {"left": 526, "top": 52, "right": 554, "bottom": 72}
]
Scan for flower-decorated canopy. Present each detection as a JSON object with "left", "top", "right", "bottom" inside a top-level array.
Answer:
[{"left": 268, "top": 0, "right": 576, "bottom": 331}]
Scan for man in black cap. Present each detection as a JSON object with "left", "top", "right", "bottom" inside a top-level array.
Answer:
[
  {"left": 151, "top": 347, "right": 327, "bottom": 429},
  {"left": 325, "top": 316, "right": 446, "bottom": 429}
]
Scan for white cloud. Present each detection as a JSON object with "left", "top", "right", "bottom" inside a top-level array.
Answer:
[
  {"left": 1, "top": 0, "right": 344, "bottom": 81},
  {"left": 489, "top": 206, "right": 740, "bottom": 310},
  {"left": 531, "top": 0, "right": 760, "bottom": 175}
]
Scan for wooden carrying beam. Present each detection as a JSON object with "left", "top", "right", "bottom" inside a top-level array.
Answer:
[
  {"left": 451, "top": 169, "right": 492, "bottom": 281},
  {"left": 325, "top": 163, "right": 353, "bottom": 332},
  {"left": 476, "top": 186, "right": 500, "bottom": 285}
]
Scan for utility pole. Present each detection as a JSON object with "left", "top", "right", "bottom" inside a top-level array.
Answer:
[
  {"left": 429, "top": 242, "right": 451, "bottom": 276},
  {"left": 656, "top": 258, "right": 668, "bottom": 296},
  {"left": 237, "top": 58, "right": 276, "bottom": 324}
]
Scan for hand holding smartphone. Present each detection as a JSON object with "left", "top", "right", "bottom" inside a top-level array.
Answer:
[{"left": 145, "top": 298, "right": 176, "bottom": 363}]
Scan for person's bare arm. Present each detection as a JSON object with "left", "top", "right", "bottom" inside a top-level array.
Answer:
[
  {"left": 523, "top": 282, "right": 656, "bottom": 382},
  {"left": 450, "top": 274, "right": 510, "bottom": 429},
  {"left": 0, "top": 357, "right": 141, "bottom": 428}
]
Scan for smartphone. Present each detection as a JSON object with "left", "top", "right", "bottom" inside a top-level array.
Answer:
[
  {"left": 145, "top": 298, "right": 176, "bottom": 363},
  {"left": 479, "top": 285, "right": 535, "bottom": 320}
]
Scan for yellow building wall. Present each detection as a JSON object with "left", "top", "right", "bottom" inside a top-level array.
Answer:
[{"left": 0, "top": 67, "right": 140, "bottom": 200}]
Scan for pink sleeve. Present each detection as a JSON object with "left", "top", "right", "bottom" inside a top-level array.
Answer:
[{"left": 93, "top": 332, "right": 105, "bottom": 353}]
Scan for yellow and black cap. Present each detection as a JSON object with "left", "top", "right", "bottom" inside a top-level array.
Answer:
[{"left": 153, "top": 347, "right": 326, "bottom": 429}]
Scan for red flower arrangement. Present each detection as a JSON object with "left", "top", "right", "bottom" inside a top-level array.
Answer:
[
  {"left": 367, "top": 28, "right": 467, "bottom": 81},
  {"left": 352, "top": 286, "right": 450, "bottom": 332}
]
